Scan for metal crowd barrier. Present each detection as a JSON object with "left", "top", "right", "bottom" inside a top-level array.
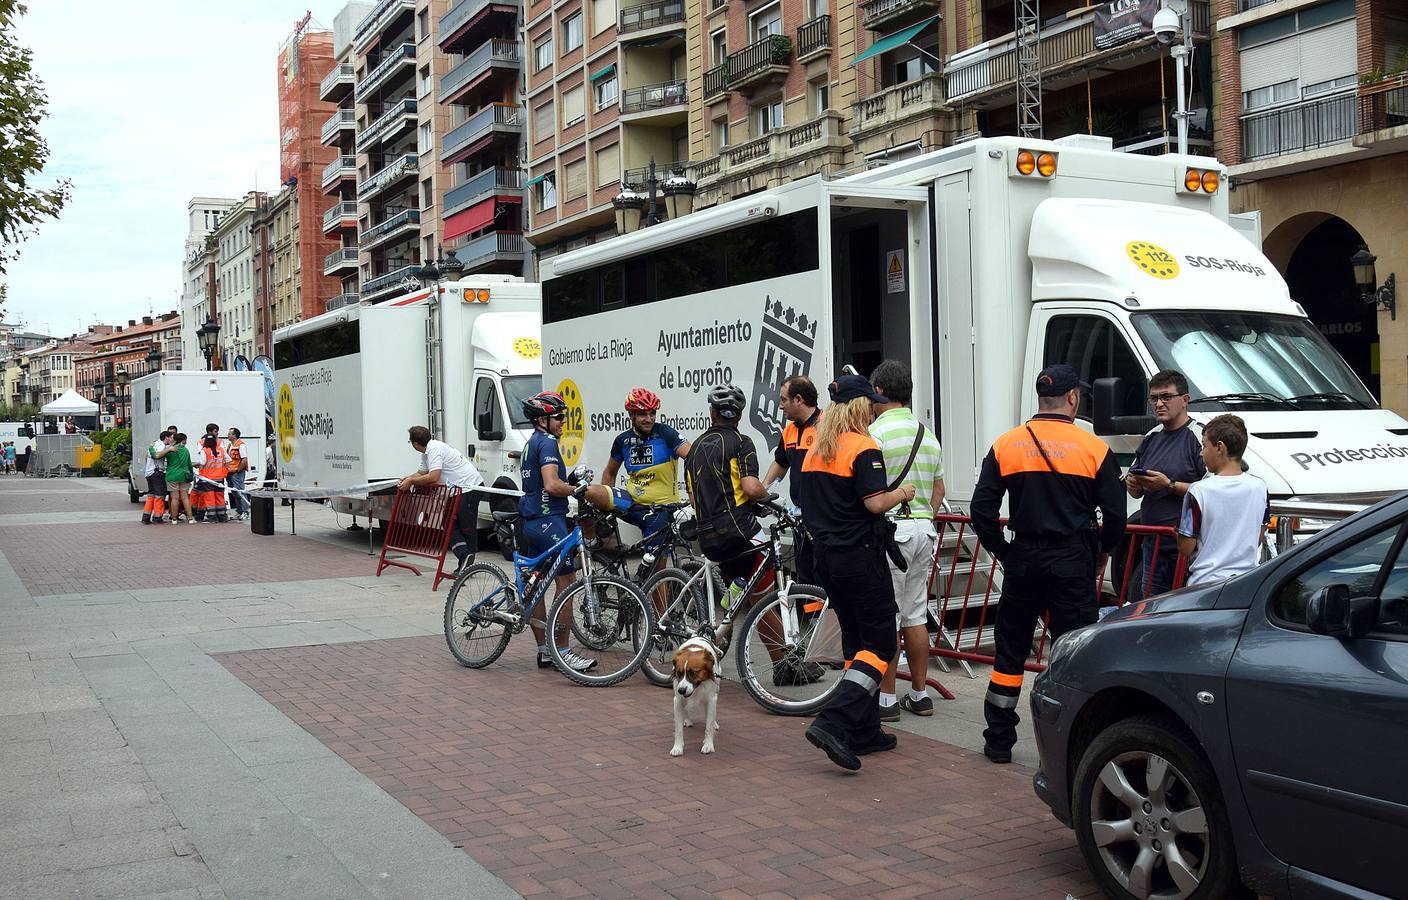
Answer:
[
  {"left": 375, "top": 483, "right": 463, "bottom": 591},
  {"left": 25, "top": 434, "right": 98, "bottom": 478}
]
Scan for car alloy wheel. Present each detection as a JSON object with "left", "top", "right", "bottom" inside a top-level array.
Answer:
[{"left": 1088, "top": 750, "right": 1208, "bottom": 899}]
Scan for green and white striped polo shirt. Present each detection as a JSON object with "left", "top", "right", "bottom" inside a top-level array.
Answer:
[{"left": 868, "top": 407, "right": 945, "bottom": 519}]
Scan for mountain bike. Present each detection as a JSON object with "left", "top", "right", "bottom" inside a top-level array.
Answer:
[
  {"left": 443, "top": 497, "right": 651, "bottom": 683},
  {"left": 588, "top": 500, "right": 725, "bottom": 595}
]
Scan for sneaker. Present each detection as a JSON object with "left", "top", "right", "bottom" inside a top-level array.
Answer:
[
  {"left": 879, "top": 703, "right": 901, "bottom": 723},
  {"left": 899, "top": 694, "right": 934, "bottom": 716},
  {"left": 537, "top": 651, "right": 555, "bottom": 669},
  {"left": 982, "top": 743, "right": 1012, "bottom": 764},
  {"left": 557, "top": 649, "right": 599, "bottom": 673},
  {"left": 853, "top": 731, "right": 897, "bottom": 756},
  {"left": 805, "top": 724, "right": 861, "bottom": 771}
]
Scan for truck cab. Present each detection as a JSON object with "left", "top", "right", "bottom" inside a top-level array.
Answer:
[{"left": 463, "top": 312, "right": 541, "bottom": 516}]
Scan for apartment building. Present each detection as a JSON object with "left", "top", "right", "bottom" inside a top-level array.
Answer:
[
  {"left": 438, "top": 0, "right": 529, "bottom": 275},
  {"left": 28, "top": 341, "right": 86, "bottom": 406},
  {"left": 254, "top": 187, "right": 302, "bottom": 341},
  {"left": 320, "top": 3, "right": 372, "bottom": 311},
  {"left": 1214, "top": 0, "right": 1408, "bottom": 413},
  {"left": 77, "top": 315, "right": 178, "bottom": 425},
  {"left": 180, "top": 197, "right": 237, "bottom": 366},
  {"left": 213, "top": 193, "right": 264, "bottom": 364}
]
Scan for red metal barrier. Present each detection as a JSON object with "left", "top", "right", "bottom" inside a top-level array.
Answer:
[
  {"left": 375, "top": 484, "right": 462, "bottom": 591},
  {"left": 925, "top": 514, "right": 1188, "bottom": 673}
]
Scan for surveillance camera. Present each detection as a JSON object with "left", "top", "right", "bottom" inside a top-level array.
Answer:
[{"left": 1153, "top": 7, "right": 1180, "bottom": 44}]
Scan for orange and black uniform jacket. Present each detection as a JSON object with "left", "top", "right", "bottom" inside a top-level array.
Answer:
[
  {"left": 797, "top": 431, "right": 889, "bottom": 547},
  {"left": 970, "top": 413, "right": 1126, "bottom": 559},
  {"left": 772, "top": 408, "right": 820, "bottom": 505}
]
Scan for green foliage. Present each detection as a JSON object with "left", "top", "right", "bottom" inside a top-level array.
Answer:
[
  {"left": 769, "top": 34, "right": 793, "bottom": 62},
  {"left": 0, "top": 401, "right": 37, "bottom": 421},
  {"left": 87, "top": 427, "right": 130, "bottom": 476},
  {"left": 0, "top": 1, "right": 71, "bottom": 275}
]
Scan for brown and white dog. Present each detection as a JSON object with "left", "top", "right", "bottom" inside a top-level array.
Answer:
[{"left": 670, "top": 637, "right": 719, "bottom": 757}]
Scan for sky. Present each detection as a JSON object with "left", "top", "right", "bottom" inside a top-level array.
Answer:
[{"left": 3, "top": 1, "right": 346, "bottom": 337}]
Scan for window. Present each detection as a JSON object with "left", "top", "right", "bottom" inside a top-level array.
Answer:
[
  {"left": 474, "top": 377, "right": 504, "bottom": 437},
  {"left": 592, "top": 0, "right": 616, "bottom": 35},
  {"left": 1043, "top": 315, "right": 1147, "bottom": 421},
  {"left": 533, "top": 100, "right": 555, "bottom": 142},
  {"left": 419, "top": 122, "right": 433, "bottom": 154},
  {"left": 594, "top": 143, "right": 620, "bottom": 187},
  {"left": 812, "top": 80, "right": 830, "bottom": 115},
  {"left": 894, "top": 52, "right": 936, "bottom": 85},
  {"left": 1243, "top": 79, "right": 1297, "bottom": 110},
  {"left": 534, "top": 35, "right": 554, "bottom": 71},
  {"left": 749, "top": 2, "right": 781, "bottom": 40},
  {"left": 562, "top": 12, "right": 583, "bottom": 53},
  {"left": 710, "top": 28, "right": 727, "bottom": 65},
  {"left": 755, "top": 98, "right": 784, "bottom": 135},
  {"left": 1303, "top": 74, "right": 1356, "bottom": 97},
  {"left": 536, "top": 175, "right": 558, "bottom": 212},
  {"left": 273, "top": 321, "right": 360, "bottom": 368},
  {"left": 562, "top": 83, "right": 585, "bottom": 126},
  {"left": 420, "top": 177, "right": 433, "bottom": 210},
  {"left": 417, "top": 8, "right": 429, "bottom": 40},
  {"left": 595, "top": 74, "right": 618, "bottom": 108},
  {"left": 564, "top": 158, "right": 587, "bottom": 200},
  {"left": 1272, "top": 524, "right": 1408, "bottom": 633},
  {"left": 419, "top": 65, "right": 431, "bottom": 96}
]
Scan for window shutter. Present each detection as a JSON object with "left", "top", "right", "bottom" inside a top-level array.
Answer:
[
  {"left": 562, "top": 85, "right": 585, "bottom": 125},
  {"left": 565, "top": 159, "right": 587, "bottom": 199},
  {"left": 1298, "top": 20, "right": 1356, "bottom": 87},
  {"left": 595, "top": 143, "right": 620, "bottom": 187},
  {"left": 1240, "top": 36, "right": 1299, "bottom": 92},
  {"left": 534, "top": 101, "right": 554, "bottom": 141}
]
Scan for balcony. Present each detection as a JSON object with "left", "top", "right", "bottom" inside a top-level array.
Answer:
[
  {"left": 357, "top": 153, "right": 419, "bottom": 201},
  {"left": 692, "top": 111, "right": 848, "bottom": 187},
  {"left": 619, "top": 0, "right": 685, "bottom": 35},
  {"left": 850, "top": 73, "right": 947, "bottom": 140},
  {"left": 325, "top": 292, "right": 360, "bottom": 312},
  {"left": 321, "top": 155, "right": 358, "bottom": 190},
  {"left": 322, "top": 201, "right": 360, "bottom": 234},
  {"left": 860, "top": 0, "right": 938, "bottom": 31},
  {"left": 357, "top": 98, "right": 418, "bottom": 153},
  {"left": 1239, "top": 0, "right": 1277, "bottom": 9},
  {"left": 1358, "top": 78, "right": 1408, "bottom": 148},
  {"left": 440, "top": 39, "right": 521, "bottom": 105},
  {"left": 448, "top": 231, "right": 525, "bottom": 270},
  {"left": 725, "top": 35, "right": 792, "bottom": 93},
  {"left": 362, "top": 261, "right": 420, "bottom": 299},
  {"left": 620, "top": 80, "right": 687, "bottom": 118},
  {"left": 944, "top": 1, "right": 1209, "bottom": 106},
  {"left": 796, "top": 15, "right": 831, "bottom": 61},
  {"left": 355, "top": 43, "right": 416, "bottom": 102},
  {"left": 361, "top": 207, "right": 421, "bottom": 251},
  {"left": 442, "top": 103, "right": 522, "bottom": 164},
  {"left": 319, "top": 64, "right": 356, "bottom": 102},
  {"left": 1113, "top": 133, "right": 1214, "bottom": 156},
  {"left": 703, "top": 62, "right": 729, "bottom": 100},
  {"left": 320, "top": 109, "right": 357, "bottom": 145},
  {"left": 440, "top": 0, "right": 521, "bottom": 52},
  {"left": 444, "top": 166, "right": 523, "bottom": 217},
  {"left": 353, "top": 0, "right": 415, "bottom": 54},
  {"left": 323, "top": 248, "right": 360, "bottom": 276},
  {"left": 1240, "top": 92, "right": 1356, "bottom": 162}
]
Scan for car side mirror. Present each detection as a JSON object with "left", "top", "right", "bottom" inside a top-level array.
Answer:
[
  {"left": 1306, "top": 584, "right": 1378, "bottom": 638},
  {"left": 1093, "top": 376, "right": 1157, "bottom": 436}
]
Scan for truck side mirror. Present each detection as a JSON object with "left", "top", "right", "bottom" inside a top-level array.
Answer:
[
  {"left": 1093, "top": 377, "right": 1157, "bottom": 436},
  {"left": 1307, "top": 584, "right": 1377, "bottom": 639},
  {"left": 475, "top": 410, "right": 502, "bottom": 442}
]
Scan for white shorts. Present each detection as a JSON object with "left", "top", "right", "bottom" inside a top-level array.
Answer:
[{"left": 888, "top": 518, "right": 936, "bottom": 628}]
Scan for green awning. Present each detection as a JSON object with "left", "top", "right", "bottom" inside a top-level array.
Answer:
[
  {"left": 852, "top": 16, "right": 939, "bottom": 66},
  {"left": 590, "top": 63, "right": 616, "bottom": 82},
  {"left": 525, "top": 172, "right": 551, "bottom": 187}
]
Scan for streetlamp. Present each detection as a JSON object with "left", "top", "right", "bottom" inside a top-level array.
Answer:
[
  {"left": 197, "top": 318, "right": 221, "bottom": 370},
  {"left": 1352, "top": 246, "right": 1397, "bottom": 320},
  {"left": 662, "top": 174, "right": 698, "bottom": 220},
  {"left": 146, "top": 343, "right": 163, "bottom": 373},
  {"left": 1154, "top": 1, "right": 1194, "bottom": 155},
  {"left": 115, "top": 366, "right": 130, "bottom": 427},
  {"left": 612, "top": 157, "right": 695, "bottom": 235},
  {"left": 611, "top": 189, "right": 645, "bottom": 235}
]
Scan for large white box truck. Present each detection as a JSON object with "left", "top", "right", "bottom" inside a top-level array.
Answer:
[
  {"left": 272, "top": 274, "right": 541, "bottom": 525},
  {"left": 126, "top": 371, "right": 266, "bottom": 502},
  {"left": 537, "top": 135, "right": 1408, "bottom": 511}
]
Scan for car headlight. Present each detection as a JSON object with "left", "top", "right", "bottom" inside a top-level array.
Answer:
[{"left": 1044, "top": 624, "right": 1096, "bottom": 672}]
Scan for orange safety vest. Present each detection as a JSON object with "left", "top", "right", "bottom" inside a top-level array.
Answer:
[
  {"left": 228, "top": 439, "right": 247, "bottom": 473},
  {"left": 198, "top": 449, "right": 228, "bottom": 482}
]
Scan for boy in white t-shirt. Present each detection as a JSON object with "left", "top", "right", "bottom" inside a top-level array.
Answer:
[{"left": 1176, "top": 414, "right": 1269, "bottom": 586}]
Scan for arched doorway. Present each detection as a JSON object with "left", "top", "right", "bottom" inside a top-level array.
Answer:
[{"left": 1282, "top": 216, "right": 1380, "bottom": 401}]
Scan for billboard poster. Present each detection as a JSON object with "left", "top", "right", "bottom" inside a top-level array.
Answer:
[{"left": 1095, "top": 0, "right": 1157, "bottom": 50}]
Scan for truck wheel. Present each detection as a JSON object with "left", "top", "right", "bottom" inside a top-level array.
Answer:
[
  {"left": 1072, "top": 715, "right": 1248, "bottom": 900},
  {"left": 127, "top": 477, "right": 141, "bottom": 504}
]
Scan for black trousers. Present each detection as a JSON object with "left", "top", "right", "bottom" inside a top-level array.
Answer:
[
  {"left": 811, "top": 544, "right": 899, "bottom": 748},
  {"left": 983, "top": 537, "right": 1098, "bottom": 752},
  {"left": 792, "top": 530, "right": 818, "bottom": 587},
  {"left": 449, "top": 489, "right": 482, "bottom": 564}
]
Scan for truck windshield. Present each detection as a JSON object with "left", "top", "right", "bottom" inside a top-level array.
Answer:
[
  {"left": 1131, "top": 311, "right": 1376, "bottom": 411},
  {"left": 503, "top": 375, "right": 544, "bottom": 429}
]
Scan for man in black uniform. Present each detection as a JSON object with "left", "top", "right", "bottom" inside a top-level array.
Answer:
[
  {"left": 762, "top": 375, "right": 821, "bottom": 585},
  {"left": 970, "top": 364, "right": 1125, "bottom": 763}
]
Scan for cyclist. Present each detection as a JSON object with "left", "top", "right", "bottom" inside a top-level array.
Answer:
[
  {"left": 520, "top": 390, "right": 604, "bottom": 673},
  {"left": 599, "top": 388, "right": 691, "bottom": 567}
]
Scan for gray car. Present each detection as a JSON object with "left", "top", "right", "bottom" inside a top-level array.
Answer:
[{"left": 1031, "top": 493, "right": 1408, "bottom": 900}]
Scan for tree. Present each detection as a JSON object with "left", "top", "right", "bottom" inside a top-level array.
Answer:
[{"left": 0, "top": 1, "right": 70, "bottom": 275}]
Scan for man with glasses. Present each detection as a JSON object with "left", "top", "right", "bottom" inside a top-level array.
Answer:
[{"left": 1126, "top": 370, "right": 1205, "bottom": 598}]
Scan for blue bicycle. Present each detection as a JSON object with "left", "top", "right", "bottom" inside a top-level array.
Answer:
[{"left": 443, "top": 502, "right": 653, "bottom": 686}]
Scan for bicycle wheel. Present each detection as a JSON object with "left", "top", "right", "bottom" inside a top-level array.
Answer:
[
  {"left": 639, "top": 567, "right": 713, "bottom": 687},
  {"left": 545, "top": 574, "right": 653, "bottom": 686},
  {"left": 735, "top": 584, "right": 843, "bottom": 716},
  {"left": 443, "top": 563, "right": 516, "bottom": 668},
  {"left": 674, "top": 554, "right": 727, "bottom": 600}
]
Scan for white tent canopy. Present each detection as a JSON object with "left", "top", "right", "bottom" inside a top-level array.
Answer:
[{"left": 40, "top": 390, "right": 99, "bottom": 416}]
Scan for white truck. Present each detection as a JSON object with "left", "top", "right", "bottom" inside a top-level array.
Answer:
[
  {"left": 538, "top": 135, "right": 1408, "bottom": 512},
  {"left": 272, "top": 274, "right": 542, "bottom": 525},
  {"left": 126, "top": 371, "right": 266, "bottom": 502}
]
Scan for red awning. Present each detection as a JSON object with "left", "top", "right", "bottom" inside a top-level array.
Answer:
[{"left": 443, "top": 195, "right": 519, "bottom": 241}]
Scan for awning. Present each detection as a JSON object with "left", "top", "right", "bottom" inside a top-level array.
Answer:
[
  {"left": 444, "top": 196, "right": 503, "bottom": 241},
  {"left": 590, "top": 63, "right": 616, "bottom": 82},
  {"left": 524, "top": 172, "right": 553, "bottom": 188},
  {"left": 852, "top": 15, "right": 939, "bottom": 66}
]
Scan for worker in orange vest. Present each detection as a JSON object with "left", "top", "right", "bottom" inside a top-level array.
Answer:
[
  {"left": 193, "top": 435, "right": 231, "bottom": 523},
  {"left": 225, "top": 427, "right": 250, "bottom": 522}
]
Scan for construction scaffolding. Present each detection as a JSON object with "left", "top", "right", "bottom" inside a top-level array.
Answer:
[{"left": 277, "top": 12, "right": 341, "bottom": 319}]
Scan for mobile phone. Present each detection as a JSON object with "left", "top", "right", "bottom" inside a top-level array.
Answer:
[{"left": 1128, "top": 467, "right": 1150, "bottom": 476}]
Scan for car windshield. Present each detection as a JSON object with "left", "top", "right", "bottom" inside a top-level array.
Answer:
[
  {"left": 1131, "top": 311, "right": 1376, "bottom": 411},
  {"left": 503, "top": 374, "right": 543, "bottom": 429}
]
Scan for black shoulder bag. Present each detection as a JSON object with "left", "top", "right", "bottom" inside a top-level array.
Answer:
[{"left": 874, "top": 423, "right": 928, "bottom": 572}]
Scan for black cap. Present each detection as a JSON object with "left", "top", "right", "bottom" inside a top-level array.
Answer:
[
  {"left": 1035, "top": 364, "right": 1090, "bottom": 397},
  {"left": 829, "top": 374, "right": 884, "bottom": 404}
]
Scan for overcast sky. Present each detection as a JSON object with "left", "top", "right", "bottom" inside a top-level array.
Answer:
[{"left": 4, "top": 1, "right": 345, "bottom": 336}]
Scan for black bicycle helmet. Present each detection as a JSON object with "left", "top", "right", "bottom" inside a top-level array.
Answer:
[
  {"left": 707, "top": 384, "right": 745, "bottom": 420},
  {"left": 522, "top": 390, "right": 567, "bottom": 422}
]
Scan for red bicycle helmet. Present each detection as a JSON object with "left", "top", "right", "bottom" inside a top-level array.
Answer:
[
  {"left": 522, "top": 390, "right": 567, "bottom": 421},
  {"left": 624, "top": 388, "right": 661, "bottom": 413}
]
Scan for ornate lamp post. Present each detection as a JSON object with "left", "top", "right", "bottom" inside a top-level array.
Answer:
[
  {"left": 197, "top": 318, "right": 222, "bottom": 370},
  {"left": 1352, "top": 245, "right": 1397, "bottom": 321}
]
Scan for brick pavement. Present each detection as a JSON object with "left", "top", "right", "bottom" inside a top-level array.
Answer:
[
  {"left": 0, "top": 478, "right": 132, "bottom": 514},
  {"left": 220, "top": 636, "right": 1096, "bottom": 899}
]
